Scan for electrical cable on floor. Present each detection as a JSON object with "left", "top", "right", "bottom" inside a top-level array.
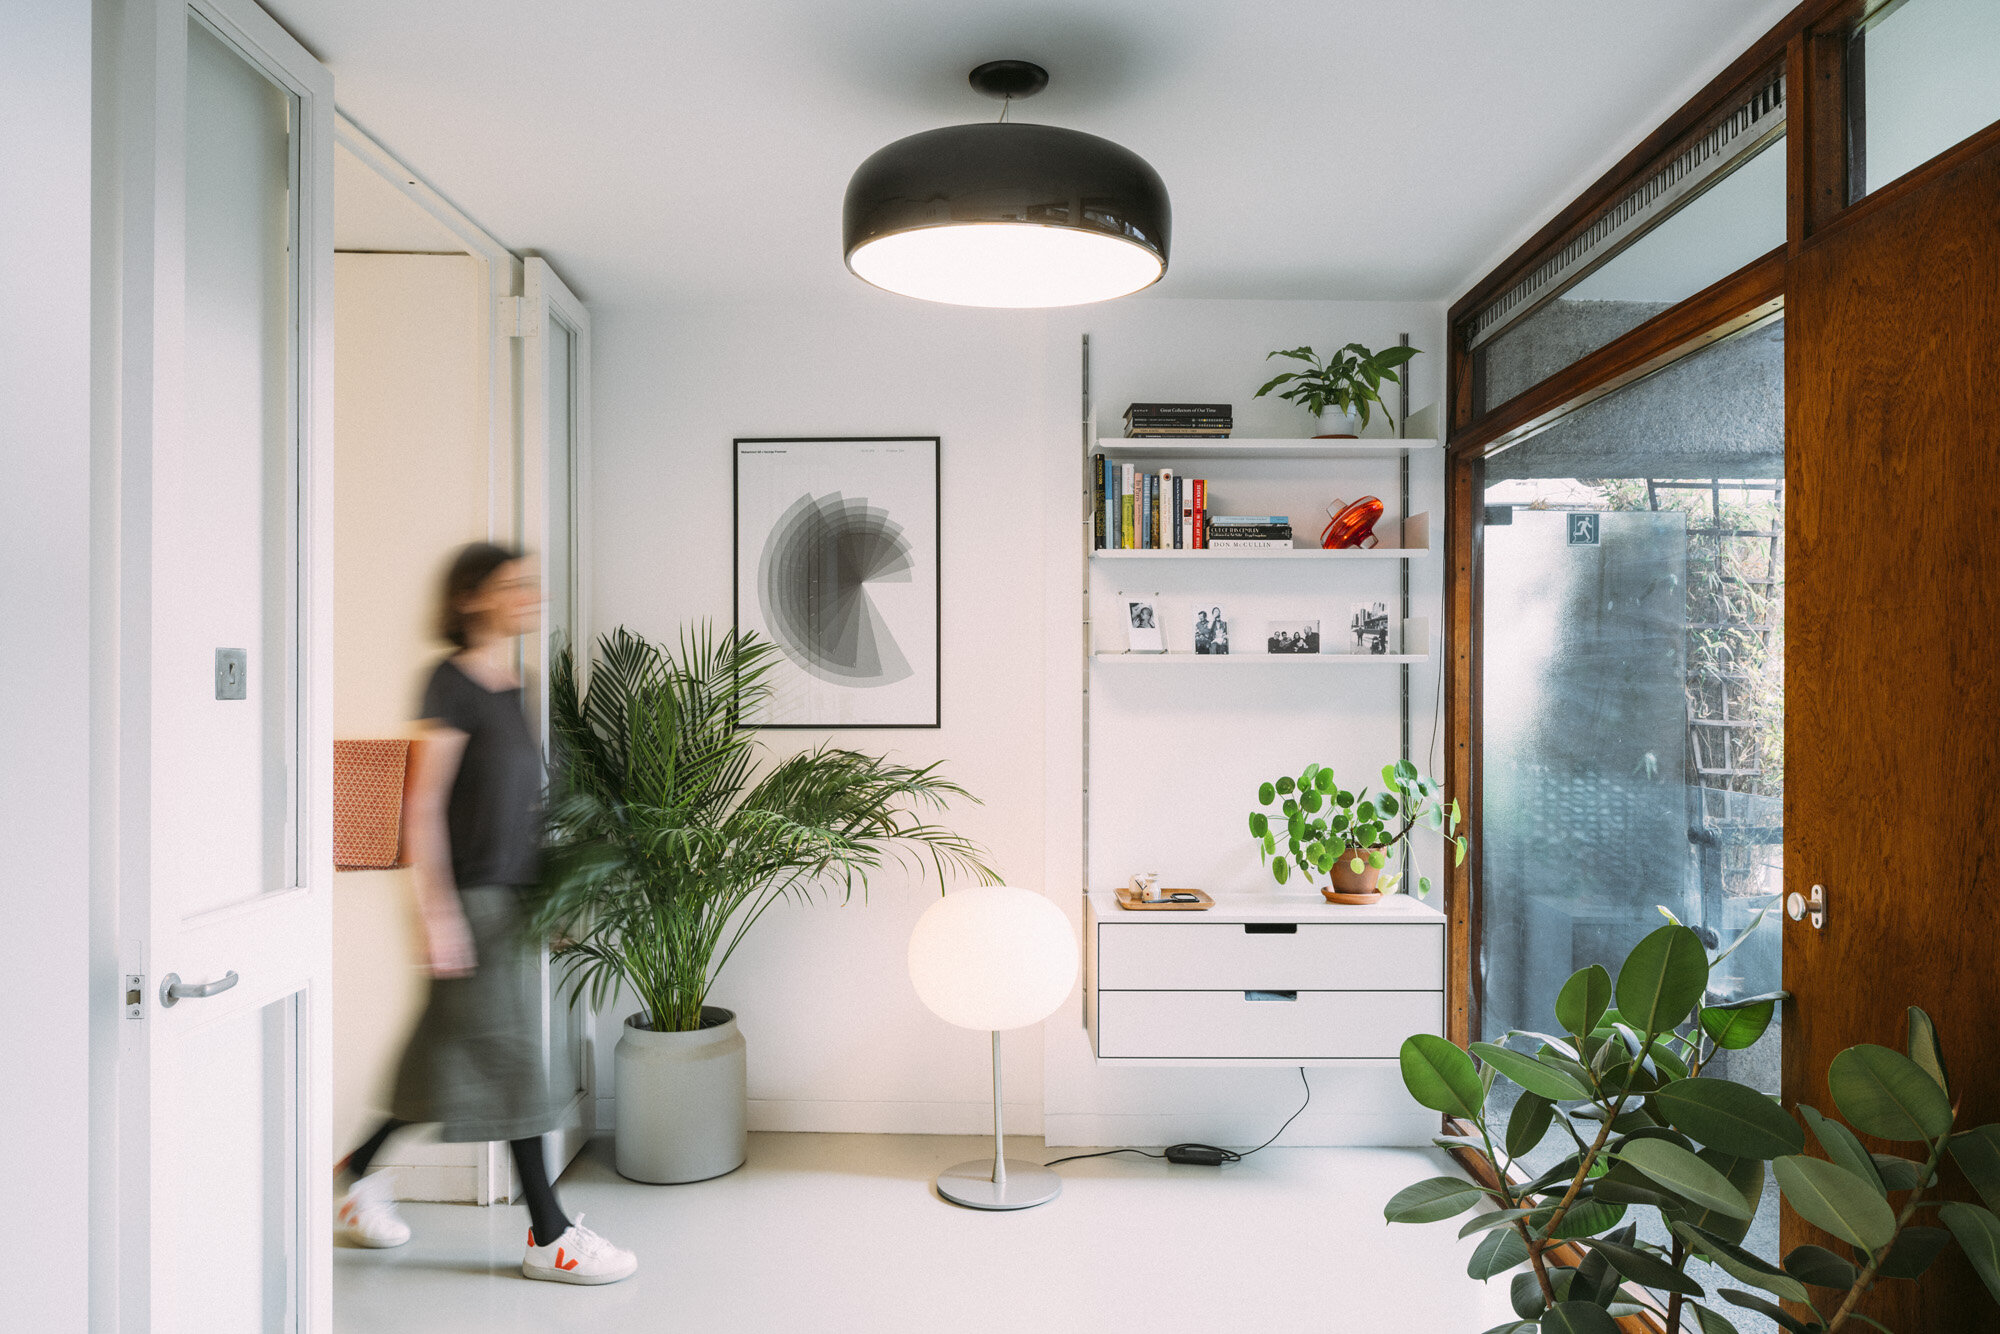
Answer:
[{"left": 1043, "top": 1066, "right": 1311, "bottom": 1169}]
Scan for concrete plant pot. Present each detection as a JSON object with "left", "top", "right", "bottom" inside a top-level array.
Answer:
[
  {"left": 614, "top": 1006, "right": 747, "bottom": 1184},
  {"left": 1314, "top": 407, "right": 1364, "bottom": 438}
]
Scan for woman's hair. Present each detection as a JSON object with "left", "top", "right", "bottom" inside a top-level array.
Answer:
[{"left": 437, "top": 541, "right": 526, "bottom": 649}]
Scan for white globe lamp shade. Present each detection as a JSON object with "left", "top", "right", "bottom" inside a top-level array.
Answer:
[{"left": 908, "top": 886, "right": 1077, "bottom": 1032}]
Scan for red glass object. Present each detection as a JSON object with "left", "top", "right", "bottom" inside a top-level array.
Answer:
[{"left": 1321, "top": 496, "right": 1384, "bottom": 550}]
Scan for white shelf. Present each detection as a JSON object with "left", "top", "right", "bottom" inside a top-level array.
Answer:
[
  {"left": 1096, "top": 437, "right": 1439, "bottom": 460},
  {"left": 1095, "top": 650, "right": 1427, "bottom": 665},
  {"left": 1092, "top": 511, "right": 1429, "bottom": 558}
]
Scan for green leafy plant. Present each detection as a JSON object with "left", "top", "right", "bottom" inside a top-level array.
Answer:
[
  {"left": 1253, "top": 342, "right": 1421, "bottom": 430},
  {"left": 530, "top": 625, "right": 998, "bottom": 1033},
  {"left": 1386, "top": 923, "right": 2000, "bottom": 1333},
  {"left": 1246, "top": 761, "right": 1464, "bottom": 897}
]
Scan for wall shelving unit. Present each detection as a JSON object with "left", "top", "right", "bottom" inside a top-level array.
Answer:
[{"left": 1078, "top": 334, "right": 1445, "bottom": 1070}]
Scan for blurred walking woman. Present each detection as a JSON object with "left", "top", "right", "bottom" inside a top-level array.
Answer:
[{"left": 334, "top": 543, "right": 637, "bottom": 1285}]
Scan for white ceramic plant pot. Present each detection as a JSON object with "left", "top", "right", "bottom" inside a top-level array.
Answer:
[
  {"left": 614, "top": 1006, "right": 747, "bottom": 1184},
  {"left": 1315, "top": 406, "right": 1363, "bottom": 438}
]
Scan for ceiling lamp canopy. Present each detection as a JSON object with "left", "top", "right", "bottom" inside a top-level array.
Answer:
[{"left": 843, "top": 61, "right": 1171, "bottom": 309}]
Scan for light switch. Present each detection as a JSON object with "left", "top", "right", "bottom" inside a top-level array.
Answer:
[{"left": 215, "top": 648, "right": 247, "bottom": 700}]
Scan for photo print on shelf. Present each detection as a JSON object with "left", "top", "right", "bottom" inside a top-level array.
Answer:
[
  {"left": 1125, "top": 595, "right": 1165, "bottom": 653},
  {"left": 1348, "top": 601, "right": 1391, "bottom": 655},
  {"left": 1265, "top": 620, "right": 1320, "bottom": 655},
  {"left": 1193, "top": 605, "right": 1230, "bottom": 655}
]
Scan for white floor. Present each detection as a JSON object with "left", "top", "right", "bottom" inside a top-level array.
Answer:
[{"left": 335, "top": 1134, "right": 1522, "bottom": 1333}]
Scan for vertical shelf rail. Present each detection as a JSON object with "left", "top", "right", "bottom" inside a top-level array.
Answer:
[
  {"left": 1080, "top": 334, "right": 1093, "bottom": 1026},
  {"left": 1398, "top": 332, "right": 1413, "bottom": 891}
]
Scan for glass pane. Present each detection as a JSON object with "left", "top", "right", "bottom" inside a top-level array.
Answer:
[
  {"left": 1478, "top": 136, "right": 1786, "bottom": 411},
  {"left": 1852, "top": 0, "right": 2000, "bottom": 198},
  {"left": 185, "top": 16, "right": 298, "bottom": 907},
  {"left": 546, "top": 320, "right": 576, "bottom": 651},
  {"left": 1481, "top": 320, "right": 1785, "bottom": 1325},
  {"left": 170, "top": 993, "right": 301, "bottom": 1331}
]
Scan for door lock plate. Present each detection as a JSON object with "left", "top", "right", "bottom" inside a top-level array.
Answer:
[{"left": 215, "top": 648, "right": 247, "bottom": 700}]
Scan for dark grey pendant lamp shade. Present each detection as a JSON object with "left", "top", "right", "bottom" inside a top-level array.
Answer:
[{"left": 843, "top": 61, "right": 1171, "bottom": 308}]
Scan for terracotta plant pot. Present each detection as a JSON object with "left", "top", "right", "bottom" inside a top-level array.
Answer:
[{"left": 1325, "top": 846, "right": 1384, "bottom": 896}]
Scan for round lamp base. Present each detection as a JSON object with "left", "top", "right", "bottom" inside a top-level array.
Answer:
[{"left": 936, "top": 1159, "right": 1063, "bottom": 1211}]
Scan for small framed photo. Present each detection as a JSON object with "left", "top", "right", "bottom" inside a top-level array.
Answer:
[
  {"left": 1265, "top": 619, "right": 1320, "bottom": 655},
  {"left": 1125, "top": 596, "right": 1165, "bottom": 653},
  {"left": 1348, "top": 601, "right": 1391, "bottom": 655},
  {"left": 1193, "top": 605, "right": 1231, "bottom": 655}
]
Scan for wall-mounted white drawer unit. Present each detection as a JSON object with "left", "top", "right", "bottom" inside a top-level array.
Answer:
[{"left": 1084, "top": 888, "right": 1447, "bottom": 1065}]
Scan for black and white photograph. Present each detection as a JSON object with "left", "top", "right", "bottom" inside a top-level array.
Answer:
[
  {"left": 1193, "top": 605, "right": 1230, "bottom": 655},
  {"left": 1265, "top": 619, "right": 1320, "bottom": 655},
  {"left": 1125, "top": 596, "right": 1165, "bottom": 653},
  {"left": 1348, "top": 600, "right": 1392, "bottom": 655},
  {"left": 734, "top": 437, "right": 940, "bottom": 727}
]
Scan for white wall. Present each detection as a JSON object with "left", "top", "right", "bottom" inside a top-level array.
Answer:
[
  {"left": 589, "top": 290, "right": 1446, "bottom": 1143},
  {"left": 331, "top": 253, "right": 490, "bottom": 1161},
  {"left": 0, "top": 1, "right": 92, "bottom": 1327}
]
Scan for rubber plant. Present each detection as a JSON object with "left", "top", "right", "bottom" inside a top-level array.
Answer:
[
  {"left": 531, "top": 625, "right": 998, "bottom": 1033},
  {"left": 1246, "top": 761, "right": 1465, "bottom": 898},
  {"left": 1253, "top": 341, "right": 1421, "bottom": 430},
  {"left": 1385, "top": 921, "right": 2000, "bottom": 1333}
]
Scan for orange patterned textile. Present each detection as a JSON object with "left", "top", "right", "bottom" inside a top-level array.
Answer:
[{"left": 333, "top": 739, "right": 410, "bottom": 871}]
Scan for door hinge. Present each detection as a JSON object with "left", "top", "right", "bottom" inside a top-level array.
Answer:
[
  {"left": 499, "top": 295, "right": 532, "bottom": 337},
  {"left": 125, "top": 973, "right": 146, "bottom": 1019}
]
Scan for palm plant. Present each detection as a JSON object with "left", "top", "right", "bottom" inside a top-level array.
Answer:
[{"left": 531, "top": 624, "right": 997, "bottom": 1034}]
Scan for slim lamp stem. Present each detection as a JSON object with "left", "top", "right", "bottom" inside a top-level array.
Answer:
[{"left": 991, "top": 1029, "right": 1007, "bottom": 1186}]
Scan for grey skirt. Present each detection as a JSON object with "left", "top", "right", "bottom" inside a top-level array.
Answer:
[{"left": 390, "top": 886, "right": 562, "bottom": 1142}]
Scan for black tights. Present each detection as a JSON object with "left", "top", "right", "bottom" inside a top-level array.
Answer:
[{"left": 344, "top": 1118, "right": 570, "bottom": 1245}]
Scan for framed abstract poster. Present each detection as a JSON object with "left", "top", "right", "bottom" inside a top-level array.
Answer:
[{"left": 733, "top": 437, "right": 940, "bottom": 728}]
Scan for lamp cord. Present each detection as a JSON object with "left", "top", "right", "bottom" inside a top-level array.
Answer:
[
  {"left": 998, "top": 94, "right": 1012, "bottom": 124},
  {"left": 1043, "top": 1066, "right": 1311, "bottom": 1168}
]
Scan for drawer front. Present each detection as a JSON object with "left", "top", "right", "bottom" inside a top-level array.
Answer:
[
  {"left": 1096, "top": 989, "right": 1443, "bottom": 1060},
  {"left": 1096, "top": 922, "right": 1442, "bottom": 991}
]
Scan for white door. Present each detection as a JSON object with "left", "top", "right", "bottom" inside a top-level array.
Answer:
[
  {"left": 108, "top": 2, "right": 335, "bottom": 1329},
  {"left": 519, "top": 256, "right": 597, "bottom": 1172}
]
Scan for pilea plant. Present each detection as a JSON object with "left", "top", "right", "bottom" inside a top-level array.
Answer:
[
  {"left": 1385, "top": 922, "right": 2000, "bottom": 1333},
  {"left": 1246, "top": 761, "right": 1464, "bottom": 896},
  {"left": 1253, "top": 341, "right": 1421, "bottom": 431}
]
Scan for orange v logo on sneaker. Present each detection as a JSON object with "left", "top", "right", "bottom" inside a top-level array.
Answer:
[{"left": 555, "top": 1248, "right": 578, "bottom": 1271}]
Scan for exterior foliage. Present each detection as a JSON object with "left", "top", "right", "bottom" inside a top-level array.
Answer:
[
  {"left": 1387, "top": 924, "right": 2000, "bottom": 1332},
  {"left": 530, "top": 625, "right": 996, "bottom": 1033},
  {"left": 1246, "top": 761, "right": 1465, "bottom": 897}
]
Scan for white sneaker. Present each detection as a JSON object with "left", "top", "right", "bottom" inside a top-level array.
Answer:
[
  {"left": 522, "top": 1214, "right": 638, "bottom": 1285},
  {"left": 335, "top": 1170, "right": 411, "bottom": 1248}
]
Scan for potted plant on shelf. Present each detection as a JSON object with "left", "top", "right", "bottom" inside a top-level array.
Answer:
[
  {"left": 1387, "top": 922, "right": 2000, "bottom": 1333},
  {"left": 1246, "top": 760, "right": 1464, "bottom": 903},
  {"left": 533, "top": 625, "right": 996, "bottom": 1184},
  {"left": 1253, "top": 341, "right": 1421, "bottom": 437}
]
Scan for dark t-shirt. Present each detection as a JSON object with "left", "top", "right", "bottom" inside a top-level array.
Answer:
[{"left": 418, "top": 658, "right": 543, "bottom": 889}]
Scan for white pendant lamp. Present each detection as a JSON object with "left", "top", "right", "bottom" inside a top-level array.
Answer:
[{"left": 843, "top": 61, "right": 1172, "bottom": 309}]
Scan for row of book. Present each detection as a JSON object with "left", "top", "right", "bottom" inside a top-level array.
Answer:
[
  {"left": 1124, "top": 401, "right": 1231, "bottom": 439},
  {"left": 1092, "top": 456, "right": 1297, "bottom": 550}
]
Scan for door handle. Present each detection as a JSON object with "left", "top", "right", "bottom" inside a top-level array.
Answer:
[{"left": 159, "top": 970, "right": 240, "bottom": 1007}]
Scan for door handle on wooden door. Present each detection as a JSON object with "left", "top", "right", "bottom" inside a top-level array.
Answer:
[{"left": 1786, "top": 885, "right": 1827, "bottom": 929}]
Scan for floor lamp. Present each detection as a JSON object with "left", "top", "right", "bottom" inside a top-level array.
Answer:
[{"left": 908, "top": 885, "right": 1079, "bottom": 1210}]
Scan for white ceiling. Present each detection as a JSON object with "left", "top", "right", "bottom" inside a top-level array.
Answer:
[{"left": 271, "top": 0, "right": 1797, "bottom": 308}]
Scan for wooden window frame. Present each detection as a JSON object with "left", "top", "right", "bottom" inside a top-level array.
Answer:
[{"left": 1441, "top": 0, "right": 2000, "bottom": 1050}]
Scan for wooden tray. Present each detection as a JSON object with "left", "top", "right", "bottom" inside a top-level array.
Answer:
[{"left": 1115, "top": 887, "right": 1214, "bottom": 911}]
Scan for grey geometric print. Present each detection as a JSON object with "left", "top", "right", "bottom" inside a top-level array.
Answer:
[{"left": 757, "top": 491, "right": 914, "bottom": 686}]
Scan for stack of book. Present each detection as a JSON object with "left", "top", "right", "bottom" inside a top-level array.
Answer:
[
  {"left": 1206, "top": 517, "right": 1294, "bottom": 550},
  {"left": 1092, "top": 458, "right": 1211, "bottom": 549},
  {"left": 1123, "top": 402, "right": 1231, "bottom": 438}
]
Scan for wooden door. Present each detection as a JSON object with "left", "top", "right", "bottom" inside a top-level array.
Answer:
[{"left": 1786, "top": 130, "right": 2000, "bottom": 1331}]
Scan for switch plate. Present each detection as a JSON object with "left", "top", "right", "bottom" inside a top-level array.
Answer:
[{"left": 215, "top": 648, "right": 247, "bottom": 700}]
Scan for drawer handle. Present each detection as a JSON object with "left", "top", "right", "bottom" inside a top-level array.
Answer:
[
  {"left": 1244, "top": 990, "right": 1298, "bottom": 1002},
  {"left": 1244, "top": 923, "right": 1298, "bottom": 935}
]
